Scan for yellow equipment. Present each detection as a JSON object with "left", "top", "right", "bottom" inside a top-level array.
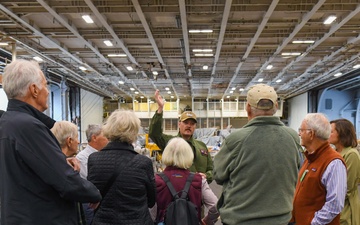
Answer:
[{"left": 145, "top": 134, "right": 162, "bottom": 161}]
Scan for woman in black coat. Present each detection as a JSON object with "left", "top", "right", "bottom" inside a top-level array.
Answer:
[{"left": 88, "top": 109, "right": 156, "bottom": 225}]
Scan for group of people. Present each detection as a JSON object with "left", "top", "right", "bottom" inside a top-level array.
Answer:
[{"left": 0, "top": 59, "right": 359, "bottom": 225}]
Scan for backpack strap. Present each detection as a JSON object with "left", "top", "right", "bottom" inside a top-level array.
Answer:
[
  {"left": 158, "top": 172, "right": 178, "bottom": 198},
  {"left": 158, "top": 172, "right": 195, "bottom": 199},
  {"left": 180, "top": 172, "right": 195, "bottom": 199}
]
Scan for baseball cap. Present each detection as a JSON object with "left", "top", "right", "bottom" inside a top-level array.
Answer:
[
  {"left": 247, "top": 84, "right": 278, "bottom": 110},
  {"left": 179, "top": 111, "right": 197, "bottom": 123}
]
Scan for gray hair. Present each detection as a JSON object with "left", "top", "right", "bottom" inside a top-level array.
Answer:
[
  {"left": 250, "top": 99, "right": 277, "bottom": 116},
  {"left": 102, "top": 109, "right": 140, "bottom": 144},
  {"left": 161, "top": 137, "right": 194, "bottom": 169},
  {"left": 3, "top": 59, "right": 43, "bottom": 99},
  {"left": 86, "top": 124, "right": 102, "bottom": 142},
  {"left": 303, "top": 113, "right": 330, "bottom": 140},
  {"left": 51, "top": 121, "right": 78, "bottom": 148}
]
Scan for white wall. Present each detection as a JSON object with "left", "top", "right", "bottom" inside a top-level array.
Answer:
[
  {"left": 287, "top": 93, "right": 308, "bottom": 131},
  {"left": 0, "top": 88, "right": 8, "bottom": 110},
  {"left": 80, "top": 89, "right": 104, "bottom": 143}
]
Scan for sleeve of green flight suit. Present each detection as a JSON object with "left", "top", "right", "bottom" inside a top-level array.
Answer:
[{"left": 148, "top": 110, "right": 174, "bottom": 151}]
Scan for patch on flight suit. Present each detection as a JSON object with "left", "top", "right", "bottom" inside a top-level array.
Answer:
[{"left": 200, "top": 149, "right": 208, "bottom": 156}]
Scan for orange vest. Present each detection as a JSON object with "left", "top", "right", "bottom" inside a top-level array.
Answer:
[{"left": 292, "top": 143, "right": 345, "bottom": 225}]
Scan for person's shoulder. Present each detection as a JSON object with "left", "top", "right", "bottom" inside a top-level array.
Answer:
[{"left": 0, "top": 110, "right": 4, "bottom": 117}]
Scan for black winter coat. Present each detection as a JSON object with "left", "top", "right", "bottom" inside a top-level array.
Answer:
[
  {"left": 0, "top": 99, "right": 102, "bottom": 225},
  {"left": 88, "top": 141, "right": 156, "bottom": 225}
]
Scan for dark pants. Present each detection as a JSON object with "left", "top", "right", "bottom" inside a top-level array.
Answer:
[{"left": 82, "top": 203, "right": 94, "bottom": 225}]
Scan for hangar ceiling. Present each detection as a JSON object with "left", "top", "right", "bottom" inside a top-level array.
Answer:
[{"left": 0, "top": 0, "right": 360, "bottom": 102}]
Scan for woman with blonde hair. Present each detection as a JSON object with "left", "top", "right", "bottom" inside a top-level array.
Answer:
[
  {"left": 155, "top": 137, "right": 219, "bottom": 225},
  {"left": 87, "top": 109, "right": 155, "bottom": 225}
]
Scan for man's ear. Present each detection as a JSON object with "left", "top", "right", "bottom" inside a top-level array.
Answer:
[{"left": 29, "top": 83, "right": 38, "bottom": 98}]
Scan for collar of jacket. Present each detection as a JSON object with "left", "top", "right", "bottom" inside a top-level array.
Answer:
[
  {"left": 102, "top": 141, "right": 136, "bottom": 153},
  {"left": 304, "top": 142, "right": 330, "bottom": 163},
  {"left": 7, "top": 99, "right": 56, "bottom": 129},
  {"left": 243, "top": 116, "right": 283, "bottom": 128}
]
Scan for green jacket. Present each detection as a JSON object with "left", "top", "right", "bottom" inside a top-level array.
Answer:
[
  {"left": 149, "top": 111, "right": 213, "bottom": 183},
  {"left": 213, "top": 116, "right": 301, "bottom": 225}
]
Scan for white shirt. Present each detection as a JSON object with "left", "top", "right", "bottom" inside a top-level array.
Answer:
[{"left": 76, "top": 145, "right": 98, "bottom": 179}]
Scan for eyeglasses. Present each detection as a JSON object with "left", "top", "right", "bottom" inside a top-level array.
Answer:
[{"left": 298, "top": 128, "right": 312, "bottom": 134}]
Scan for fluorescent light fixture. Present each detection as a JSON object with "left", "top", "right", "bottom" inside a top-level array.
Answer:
[
  {"left": 82, "top": 15, "right": 94, "bottom": 24},
  {"left": 167, "top": 91, "right": 171, "bottom": 94},
  {"left": 165, "top": 87, "right": 170, "bottom": 91},
  {"left": 126, "top": 66, "right": 133, "bottom": 71},
  {"left": 0, "top": 42, "right": 8, "bottom": 46},
  {"left": 258, "top": 78, "right": 264, "bottom": 82},
  {"left": 171, "top": 96, "right": 174, "bottom": 99},
  {"left": 189, "top": 29, "right": 213, "bottom": 33},
  {"left": 118, "top": 81, "right": 124, "bottom": 84},
  {"left": 353, "top": 64, "right": 360, "bottom": 69},
  {"left": 108, "top": 54, "right": 127, "bottom": 57},
  {"left": 276, "top": 79, "right": 282, "bottom": 83},
  {"left": 130, "top": 88, "right": 135, "bottom": 91},
  {"left": 334, "top": 72, "right": 342, "bottom": 77},
  {"left": 194, "top": 53, "right": 213, "bottom": 57},
  {"left": 152, "top": 71, "right": 158, "bottom": 75},
  {"left": 231, "top": 87, "right": 236, "bottom": 90},
  {"left": 230, "top": 91, "right": 234, "bottom": 94},
  {"left": 292, "top": 40, "right": 315, "bottom": 44},
  {"left": 140, "top": 96, "right": 144, "bottom": 99},
  {"left": 79, "top": 66, "right": 87, "bottom": 71},
  {"left": 134, "top": 91, "right": 139, "bottom": 94},
  {"left": 33, "top": 56, "right": 43, "bottom": 62},
  {"left": 203, "top": 65, "right": 209, "bottom": 70},
  {"left": 192, "top": 49, "right": 212, "bottom": 52},
  {"left": 266, "top": 65, "right": 273, "bottom": 70},
  {"left": 324, "top": 15, "right": 337, "bottom": 25},
  {"left": 239, "top": 88, "right": 244, "bottom": 91},
  {"left": 103, "top": 40, "right": 113, "bottom": 46},
  {"left": 281, "top": 52, "right": 301, "bottom": 56},
  {"left": 226, "top": 96, "right": 230, "bottom": 98}
]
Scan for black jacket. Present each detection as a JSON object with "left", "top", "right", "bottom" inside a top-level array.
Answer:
[
  {"left": 0, "top": 99, "right": 102, "bottom": 225},
  {"left": 88, "top": 141, "right": 156, "bottom": 225}
]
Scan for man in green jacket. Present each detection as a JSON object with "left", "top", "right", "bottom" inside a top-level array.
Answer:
[
  {"left": 213, "top": 84, "right": 301, "bottom": 225},
  {"left": 149, "top": 89, "right": 213, "bottom": 183}
]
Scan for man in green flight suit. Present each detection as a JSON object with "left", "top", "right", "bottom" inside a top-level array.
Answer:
[{"left": 149, "top": 89, "right": 213, "bottom": 183}]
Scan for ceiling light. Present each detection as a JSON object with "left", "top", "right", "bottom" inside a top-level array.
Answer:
[
  {"left": 0, "top": 42, "right": 8, "bottom": 46},
  {"left": 258, "top": 78, "right": 264, "bottom": 82},
  {"left": 281, "top": 52, "right": 301, "bottom": 56},
  {"left": 231, "top": 87, "right": 236, "bottom": 90},
  {"left": 140, "top": 96, "right": 144, "bottom": 98},
  {"left": 239, "top": 88, "right": 244, "bottom": 91},
  {"left": 276, "top": 79, "right": 282, "bottom": 83},
  {"left": 333, "top": 72, "right": 342, "bottom": 77},
  {"left": 230, "top": 91, "right": 234, "bottom": 93},
  {"left": 324, "top": 15, "right": 337, "bottom": 25},
  {"left": 126, "top": 66, "right": 133, "bottom": 71},
  {"left": 353, "top": 64, "right": 360, "bottom": 69},
  {"left": 118, "top": 81, "right": 124, "bottom": 84},
  {"left": 194, "top": 53, "right": 213, "bottom": 57},
  {"left": 134, "top": 91, "right": 139, "bottom": 94},
  {"left": 203, "top": 65, "right": 209, "bottom": 70},
  {"left": 226, "top": 96, "right": 230, "bottom": 98},
  {"left": 152, "top": 71, "right": 158, "bottom": 75},
  {"left": 82, "top": 15, "right": 94, "bottom": 24},
  {"left": 167, "top": 91, "right": 171, "bottom": 94},
  {"left": 108, "top": 54, "right": 127, "bottom": 57},
  {"left": 171, "top": 96, "right": 174, "bottom": 98},
  {"left": 165, "top": 87, "right": 170, "bottom": 91},
  {"left": 292, "top": 40, "right": 315, "bottom": 44},
  {"left": 33, "top": 56, "right": 43, "bottom": 62},
  {"left": 130, "top": 88, "right": 135, "bottom": 91},
  {"left": 103, "top": 40, "right": 113, "bottom": 46},
  {"left": 79, "top": 66, "right": 87, "bottom": 71},
  {"left": 189, "top": 29, "right": 213, "bottom": 33},
  {"left": 266, "top": 65, "right": 273, "bottom": 70},
  {"left": 193, "top": 49, "right": 212, "bottom": 52}
]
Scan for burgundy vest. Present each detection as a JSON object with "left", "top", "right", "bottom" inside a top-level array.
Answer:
[
  {"left": 155, "top": 166, "right": 202, "bottom": 222},
  {"left": 292, "top": 143, "right": 345, "bottom": 225}
]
